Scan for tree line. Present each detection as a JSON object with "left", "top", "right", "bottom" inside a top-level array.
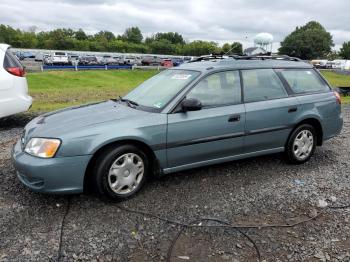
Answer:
[
  {"left": 0, "top": 22, "right": 349, "bottom": 59},
  {"left": 0, "top": 25, "right": 243, "bottom": 56}
]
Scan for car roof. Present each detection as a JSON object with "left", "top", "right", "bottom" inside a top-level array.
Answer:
[{"left": 178, "top": 59, "right": 313, "bottom": 72}]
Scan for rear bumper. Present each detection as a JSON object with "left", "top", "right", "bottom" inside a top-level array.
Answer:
[
  {"left": 12, "top": 140, "right": 91, "bottom": 194},
  {"left": 323, "top": 113, "right": 343, "bottom": 141},
  {"left": 0, "top": 94, "right": 32, "bottom": 118}
]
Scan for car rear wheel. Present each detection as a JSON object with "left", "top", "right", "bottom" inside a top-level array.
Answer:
[
  {"left": 93, "top": 145, "right": 148, "bottom": 200},
  {"left": 285, "top": 124, "right": 317, "bottom": 164}
]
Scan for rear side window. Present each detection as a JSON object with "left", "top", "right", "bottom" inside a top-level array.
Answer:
[
  {"left": 186, "top": 71, "right": 241, "bottom": 107},
  {"left": 242, "top": 69, "right": 288, "bottom": 103},
  {"left": 3, "top": 49, "right": 23, "bottom": 69},
  {"left": 280, "top": 69, "right": 330, "bottom": 94}
]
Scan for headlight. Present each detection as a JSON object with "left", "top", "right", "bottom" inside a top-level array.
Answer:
[{"left": 25, "top": 138, "right": 61, "bottom": 158}]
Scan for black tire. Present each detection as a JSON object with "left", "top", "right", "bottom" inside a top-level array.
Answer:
[
  {"left": 92, "top": 144, "right": 149, "bottom": 200},
  {"left": 285, "top": 124, "right": 317, "bottom": 164}
]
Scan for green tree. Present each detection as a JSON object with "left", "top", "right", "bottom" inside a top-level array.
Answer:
[
  {"left": 94, "top": 30, "right": 115, "bottom": 42},
  {"left": 182, "top": 40, "right": 220, "bottom": 56},
  {"left": 279, "top": 21, "right": 334, "bottom": 60},
  {"left": 0, "top": 25, "right": 20, "bottom": 45},
  {"left": 146, "top": 32, "right": 185, "bottom": 45},
  {"left": 149, "top": 39, "right": 176, "bottom": 54},
  {"left": 339, "top": 41, "right": 350, "bottom": 59},
  {"left": 75, "top": 29, "right": 88, "bottom": 41},
  {"left": 222, "top": 42, "right": 243, "bottom": 55},
  {"left": 122, "top": 27, "right": 143, "bottom": 44}
]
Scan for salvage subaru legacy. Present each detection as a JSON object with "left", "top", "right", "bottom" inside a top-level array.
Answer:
[{"left": 12, "top": 56, "right": 343, "bottom": 200}]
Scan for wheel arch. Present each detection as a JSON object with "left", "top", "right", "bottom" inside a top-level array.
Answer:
[
  {"left": 83, "top": 139, "right": 160, "bottom": 193},
  {"left": 289, "top": 117, "right": 323, "bottom": 147}
]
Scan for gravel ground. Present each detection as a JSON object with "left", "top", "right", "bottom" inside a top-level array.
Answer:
[{"left": 0, "top": 108, "right": 349, "bottom": 262}]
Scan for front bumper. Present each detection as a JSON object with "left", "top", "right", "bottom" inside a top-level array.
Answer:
[{"left": 12, "top": 140, "right": 91, "bottom": 194}]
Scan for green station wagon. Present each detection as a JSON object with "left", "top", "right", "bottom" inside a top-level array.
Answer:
[{"left": 12, "top": 56, "right": 343, "bottom": 200}]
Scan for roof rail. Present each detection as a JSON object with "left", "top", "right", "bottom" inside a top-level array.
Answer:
[
  {"left": 230, "top": 55, "right": 302, "bottom": 62},
  {"left": 188, "top": 53, "right": 230, "bottom": 63},
  {"left": 189, "top": 54, "right": 302, "bottom": 63}
]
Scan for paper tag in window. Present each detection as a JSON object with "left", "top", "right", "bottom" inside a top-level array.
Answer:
[{"left": 171, "top": 74, "right": 191, "bottom": 80}]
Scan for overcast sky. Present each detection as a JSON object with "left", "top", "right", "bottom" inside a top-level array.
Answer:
[{"left": 0, "top": 0, "right": 349, "bottom": 51}]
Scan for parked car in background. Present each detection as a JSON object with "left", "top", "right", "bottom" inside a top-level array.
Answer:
[
  {"left": 141, "top": 56, "right": 162, "bottom": 66},
  {"left": 22, "top": 51, "right": 35, "bottom": 59},
  {"left": 183, "top": 56, "right": 192, "bottom": 63},
  {"left": 0, "top": 44, "right": 32, "bottom": 118},
  {"left": 113, "top": 56, "right": 124, "bottom": 65},
  {"left": 68, "top": 53, "right": 79, "bottom": 65},
  {"left": 171, "top": 57, "right": 184, "bottom": 66},
  {"left": 12, "top": 56, "right": 343, "bottom": 200},
  {"left": 43, "top": 54, "right": 52, "bottom": 65},
  {"left": 35, "top": 52, "right": 44, "bottom": 62},
  {"left": 102, "top": 55, "right": 118, "bottom": 65},
  {"left": 161, "top": 58, "right": 173, "bottom": 67},
  {"left": 14, "top": 51, "right": 25, "bottom": 60},
  {"left": 124, "top": 55, "right": 138, "bottom": 65},
  {"left": 79, "top": 55, "right": 99, "bottom": 66},
  {"left": 51, "top": 52, "right": 69, "bottom": 65}
]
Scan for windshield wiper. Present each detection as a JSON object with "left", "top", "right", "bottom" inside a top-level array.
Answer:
[{"left": 118, "top": 96, "right": 139, "bottom": 107}]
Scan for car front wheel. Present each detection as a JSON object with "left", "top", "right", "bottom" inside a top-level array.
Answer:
[
  {"left": 285, "top": 124, "right": 317, "bottom": 164},
  {"left": 93, "top": 145, "right": 148, "bottom": 200}
]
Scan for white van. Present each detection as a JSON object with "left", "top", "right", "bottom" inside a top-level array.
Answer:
[{"left": 0, "top": 44, "right": 32, "bottom": 118}]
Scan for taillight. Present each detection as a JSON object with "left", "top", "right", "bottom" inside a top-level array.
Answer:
[
  {"left": 6, "top": 67, "right": 25, "bottom": 77},
  {"left": 333, "top": 91, "right": 341, "bottom": 104}
]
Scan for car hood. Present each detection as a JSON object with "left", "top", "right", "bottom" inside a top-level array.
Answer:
[{"left": 25, "top": 100, "right": 149, "bottom": 138}]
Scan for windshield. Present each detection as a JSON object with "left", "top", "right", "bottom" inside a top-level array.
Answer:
[{"left": 124, "top": 69, "right": 200, "bottom": 109}]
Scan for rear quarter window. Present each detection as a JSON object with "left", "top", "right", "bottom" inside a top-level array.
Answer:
[
  {"left": 280, "top": 69, "right": 330, "bottom": 94},
  {"left": 3, "top": 48, "right": 23, "bottom": 69}
]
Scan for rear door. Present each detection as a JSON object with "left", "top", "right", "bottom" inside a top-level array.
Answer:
[
  {"left": 167, "top": 70, "right": 245, "bottom": 168},
  {"left": 279, "top": 69, "right": 340, "bottom": 138},
  {"left": 242, "top": 69, "right": 299, "bottom": 153}
]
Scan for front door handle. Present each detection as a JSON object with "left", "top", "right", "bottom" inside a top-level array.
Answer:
[
  {"left": 228, "top": 114, "right": 240, "bottom": 122},
  {"left": 288, "top": 107, "right": 298, "bottom": 113}
]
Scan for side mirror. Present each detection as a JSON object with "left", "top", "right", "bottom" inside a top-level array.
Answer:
[{"left": 181, "top": 98, "right": 202, "bottom": 112}]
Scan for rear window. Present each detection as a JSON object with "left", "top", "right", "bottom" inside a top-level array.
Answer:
[
  {"left": 55, "top": 52, "right": 66, "bottom": 56},
  {"left": 280, "top": 69, "right": 330, "bottom": 94},
  {"left": 3, "top": 48, "right": 23, "bottom": 69}
]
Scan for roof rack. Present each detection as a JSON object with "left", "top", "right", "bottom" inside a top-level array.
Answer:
[
  {"left": 189, "top": 54, "right": 302, "bottom": 63},
  {"left": 188, "top": 53, "right": 229, "bottom": 63},
  {"left": 230, "top": 55, "right": 302, "bottom": 62}
]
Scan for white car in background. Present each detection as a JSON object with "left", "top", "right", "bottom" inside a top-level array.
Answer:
[
  {"left": 51, "top": 52, "right": 69, "bottom": 65},
  {"left": 0, "top": 44, "right": 32, "bottom": 118}
]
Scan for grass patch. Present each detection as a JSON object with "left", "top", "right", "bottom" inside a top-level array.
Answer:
[
  {"left": 320, "top": 71, "right": 350, "bottom": 87},
  {"left": 27, "top": 70, "right": 158, "bottom": 112},
  {"left": 320, "top": 71, "right": 350, "bottom": 104},
  {"left": 26, "top": 69, "right": 350, "bottom": 113}
]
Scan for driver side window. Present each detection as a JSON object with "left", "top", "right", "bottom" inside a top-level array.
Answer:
[{"left": 186, "top": 71, "right": 241, "bottom": 107}]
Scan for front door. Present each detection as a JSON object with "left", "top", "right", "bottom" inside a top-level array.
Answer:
[{"left": 166, "top": 70, "right": 245, "bottom": 168}]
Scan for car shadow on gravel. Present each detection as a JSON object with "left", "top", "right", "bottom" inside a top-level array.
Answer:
[{"left": 0, "top": 113, "right": 37, "bottom": 129}]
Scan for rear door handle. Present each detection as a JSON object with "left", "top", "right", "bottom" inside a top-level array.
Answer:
[
  {"left": 288, "top": 107, "right": 298, "bottom": 113},
  {"left": 228, "top": 114, "right": 241, "bottom": 122}
]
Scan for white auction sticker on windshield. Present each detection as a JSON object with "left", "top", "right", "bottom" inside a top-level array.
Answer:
[{"left": 171, "top": 74, "right": 192, "bottom": 80}]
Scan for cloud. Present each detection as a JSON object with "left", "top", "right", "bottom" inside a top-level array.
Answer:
[{"left": 0, "top": 0, "right": 349, "bottom": 51}]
